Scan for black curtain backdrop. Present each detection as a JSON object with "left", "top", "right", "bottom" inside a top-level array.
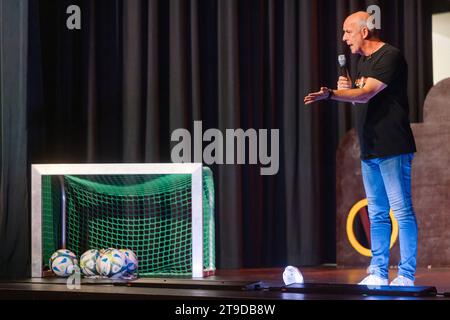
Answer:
[
  {"left": 0, "top": 0, "right": 433, "bottom": 277},
  {"left": 0, "top": 0, "right": 30, "bottom": 278}
]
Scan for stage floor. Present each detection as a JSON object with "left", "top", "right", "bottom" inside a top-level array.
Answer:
[{"left": 1, "top": 266, "right": 450, "bottom": 300}]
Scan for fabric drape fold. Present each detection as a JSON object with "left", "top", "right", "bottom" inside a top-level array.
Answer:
[{"left": 0, "top": 0, "right": 29, "bottom": 277}]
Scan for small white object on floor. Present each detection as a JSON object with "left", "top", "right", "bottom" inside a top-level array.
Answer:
[{"left": 283, "top": 266, "right": 304, "bottom": 286}]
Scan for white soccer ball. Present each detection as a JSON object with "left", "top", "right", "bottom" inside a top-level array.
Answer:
[
  {"left": 96, "top": 249, "right": 127, "bottom": 278},
  {"left": 99, "top": 248, "right": 115, "bottom": 255},
  {"left": 49, "top": 249, "right": 78, "bottom": 277},
  {"left": 120, "top": 249, "right": 138, "bottom": 274},
  {"left": 80, "top": 249, "right": 100, "bottom": 277}
]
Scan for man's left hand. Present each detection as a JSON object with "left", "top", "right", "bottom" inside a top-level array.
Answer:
[{"left": 304, "top": 87, "right": 331, "bottom": 105}]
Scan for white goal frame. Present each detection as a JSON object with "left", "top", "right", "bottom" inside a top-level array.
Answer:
[{"left": 31, "top": 163, "right": 204, "bottom": 278}]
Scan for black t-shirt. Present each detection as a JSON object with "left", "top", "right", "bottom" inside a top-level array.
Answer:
[{"left": 354, "top": 43, "right": 416, "bottom": 159}]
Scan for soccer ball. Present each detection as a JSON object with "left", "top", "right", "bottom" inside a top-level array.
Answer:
[
  {"left": 96, "top": 249, "right": 127, "bottom": 278},
  {"left": 120, "top": 249, "right": 138, "bottom": 274},
  {"left": 49, "top": 249, "right": 78, "bottom": 277},
  {"left": 80, "top": 249, "right": 100, "bottom": 277},
  {"left": 99, "top": 248, "right": 115, "bottom": 255}
]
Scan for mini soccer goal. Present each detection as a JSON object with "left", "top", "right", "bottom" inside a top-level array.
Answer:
[{"left": 31, "top": 163, "right": 215, "bottom": 278}]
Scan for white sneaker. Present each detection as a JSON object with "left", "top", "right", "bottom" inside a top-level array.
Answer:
[
  {"left": 390, "top": 275, "right": 414, "bottom": 286},
  {"left": 358, "top": 274, "right": 388, "bottom": 286},
  {"left": 283, "top": 266, "right": 304, "bottom": 285}
]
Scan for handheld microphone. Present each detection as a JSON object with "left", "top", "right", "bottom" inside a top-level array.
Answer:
[{"left": 338, "top": 54, "right": 349, "bottom": 78}]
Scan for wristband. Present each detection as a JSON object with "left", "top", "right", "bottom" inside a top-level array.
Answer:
[{"left": 326, "top": 89, "right": 334, "bottom": 100}]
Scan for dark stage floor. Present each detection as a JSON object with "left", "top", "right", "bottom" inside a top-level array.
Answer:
[{"left": 1, "top": 266, "right": 450, "bottom": 301}]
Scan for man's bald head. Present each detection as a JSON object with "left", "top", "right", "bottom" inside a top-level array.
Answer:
[
  {"left": 342, "top": 11, "right": 381, "bottom": 55},
  {"left": 344, "top": 11, "right": 373, "bottom": 32}
]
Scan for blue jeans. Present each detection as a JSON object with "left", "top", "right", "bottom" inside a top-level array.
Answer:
[{"left": 361, "top": 153, "right": 418, "bottom": 281}]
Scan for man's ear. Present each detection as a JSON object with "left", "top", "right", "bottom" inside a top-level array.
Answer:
[{"left": 361, "top": 27, "right": 370, "bottom": 40}]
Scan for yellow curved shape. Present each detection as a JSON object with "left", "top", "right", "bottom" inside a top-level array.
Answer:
[{"left": 346, "top": 199, "right": 399, "bottom": 257}]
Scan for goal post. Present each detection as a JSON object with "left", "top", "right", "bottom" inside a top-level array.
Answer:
[{"left": 31, "top": 163, "right": 215, "bottom": 278}]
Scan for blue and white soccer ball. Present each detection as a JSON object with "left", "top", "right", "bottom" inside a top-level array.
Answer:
[
  {"left": 49, "top": 249, "right": 78, "bottom": 277},
  {"left": 99, "top": 248, "right": 115, "bottom": 255},
  {"left": 80, "top": 249, "right": 100, "bottom": 277},
  {"left": 120, "top": 249, "right": 138, "bottom": 274},
  {"left": 96, "top": 249, "right": 128, "bottom": 279}
]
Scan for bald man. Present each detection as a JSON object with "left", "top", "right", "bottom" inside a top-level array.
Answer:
[{"left": 305, "top": 12, "right": 418, "bottom": 286}]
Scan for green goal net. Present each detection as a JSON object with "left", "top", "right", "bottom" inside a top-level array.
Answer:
[{"left": 41, "top": 167, "right": 215, "bottom": 277}]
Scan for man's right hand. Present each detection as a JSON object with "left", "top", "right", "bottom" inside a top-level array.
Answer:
[{"left": 337, "top": 76, "right": 352, "bottom": 90}]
